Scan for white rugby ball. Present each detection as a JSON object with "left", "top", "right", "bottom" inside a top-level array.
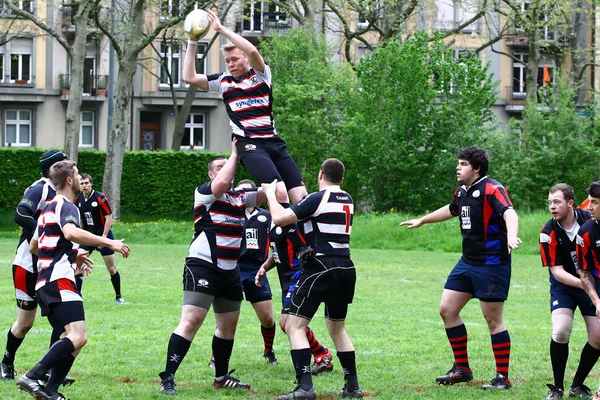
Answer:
[{"left": 184, "top": 9, "right": 210, "bottom": 40}]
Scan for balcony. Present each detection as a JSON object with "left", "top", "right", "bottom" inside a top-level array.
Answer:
[
  {"left": 505, "top": 86, "right": 593, "bottom": 112},
  {"left": 59, "top": 74, "right": 108, "bottom": 101},
  {"left": 236, "top": 12, "right": 290, "bottom": 37}
]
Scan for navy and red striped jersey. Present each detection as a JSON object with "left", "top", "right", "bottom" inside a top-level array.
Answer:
[
  {"left": 13, "top": 177, "right": 57, "bottom": 273},
  {"left": 35, "top": 195, "right": 80, "bottom": 293},
  {"left": 75, "top": 190, "right": 112, "bottom": 235},
  {"left": 207, "top": 65, "right": 276, "bottom": 139},
  {"left": 448, "top": 176, "right": 514, "bottom": 266},
  {"left": 290, "top": 186, "right": 354, "bottom": 257},
  {"left": 270, "top": 224, "right": 301, "bottom": 277},
  {"left": 577, "top": 219, "right": 600, "bottom": 278},
  {"left": 188, "top": 183, "right": 258, "bottom": 270},
  {"left": 238, "top": 207, "right": 271, "bottom": 265},
  {"left": 540, "top": 208, "right": 591, "bottom": 282}
]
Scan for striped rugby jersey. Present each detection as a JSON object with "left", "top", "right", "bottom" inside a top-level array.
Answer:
[
  {"left": 540, "top": 208, "right": 591, "bottom": 282},
  {"left": 449, "top": 176, "right": 514, "bottom": 266},
  {"left": 577, "top": 219, "right": 600, "bottom": 279},
  {"left": 13, "top": 178, "right": 57, "bottom": 273},
  {"left": 207, "top": 65, "right": 276, "bottom": 139},
  {"left": 291, "top": 186, "right": 354, "bottom": 257},
  {"left": 35, "top": 195, "right": 80, "bottom": 293},
  {"left": 188, "top": 183, "right": 258, "bottom": 270}
]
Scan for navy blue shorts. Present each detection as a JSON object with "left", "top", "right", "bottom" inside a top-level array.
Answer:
[
  {"left": 235, "top": 136, "right": 304, "bottom": 190},
  {"left": 550, "top": 281, "right": 595, "bottom": 316},
  {"left": 444, "top": 258, "right": 511, "bottom": 301},
  {"left": 239, "top": 262, "right": 272, "bottom": 303},
  {"left": 80, "top": 230, "right": 115, "bottom": 256}
]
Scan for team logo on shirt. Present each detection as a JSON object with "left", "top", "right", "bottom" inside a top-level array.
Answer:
[
  {"left": 540, "top": 233, "right": 552, "bottom": 244},
  {"left": 91, "top": 201, "right": 98, "bottom": 207},
  {"left": 257, "top": 215, "right": 268, "bottom": 223},
  {"left": 596, "top": 240, "right": 600, "bottom": 248},
  {"left": 461, "top": 206, "right": 471, "bottom": 230},
  {"left": 245, "top": 144, "right": 257, "bottom": 151},
  {"left": 249, "top": 76, "right": 260, "bottom": 85},
  {"left": 246, "top": 228, "right": 259, "bottom": 249},
  {"left": 472, "top": 190, "right": 480, "bottom": 198}
]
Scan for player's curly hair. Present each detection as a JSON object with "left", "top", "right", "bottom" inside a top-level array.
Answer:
[
  {"left": 587, "top": 181, "right": 600, "bottom": 199},
  {"left": 457, "top": 146, "right": 488, "bottom": 177}
]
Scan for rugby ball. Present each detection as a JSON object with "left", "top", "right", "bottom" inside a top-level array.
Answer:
[{"left": 184, "top": 9, "right": 210, "bottom": 40}]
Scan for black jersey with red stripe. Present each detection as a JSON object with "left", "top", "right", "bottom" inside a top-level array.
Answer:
[
  {"left": 75, "top": 190, "right": 112, "bottom": 235},
  {"left": 448, "top": 176, "right": 514, "bottom": 266},
  {"left": 577, "top": 219, "right": 600, "bottom": 279},
  {"left": 540, "top": 208, "right": 591, "bottom": 281},
  {"left": 270, "top": 224, "right": 301, "bottom": 277},
  {"left": 238, "top": 208, "right": 271, "bottom": 265}
]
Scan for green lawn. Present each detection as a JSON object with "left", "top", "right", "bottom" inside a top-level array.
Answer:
[{"left": 0, "top": 236, "right": 596, "bottom": 399}]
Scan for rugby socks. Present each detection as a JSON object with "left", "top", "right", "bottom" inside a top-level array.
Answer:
[
  {"left": 571, "top": 342, "right": 600, "bottom": 388},
  {"left": 550, "top": 340, "right": 568, "bottom": 389},
  {"left": 165, "top": 333, "right": 191, "bottom": 375},
  {"left": 445, "top": 324, "right": 470, "bottom": 371},
  {"left": 27, "top": 338, "right": 75, "bottom": 380},
  {"left": 45, "top": 354, "right": 75, "bottom": 395},
  {"left": 291, "top": 348, "right": 313, "bottom": 390},
  {"left": 110, "top": 271, "right": 122, "bottom": 298},
  {"left": 305, "top": 327, "right": 327, "bottom": 358},
  {"left": 212, "top": 335, "right": 234, "bottom": 378},
  {"left": 338, "top": 351, "right": 359, "bottom": 392},
  {"left": 491, "top": 330, "right": 511, "bottom": 379},
  {"left": 261, "top": 324, "right": 276, "bottom": 352},
  {"left": 3, "top": 329, "right": 24, "bottom": 365}
]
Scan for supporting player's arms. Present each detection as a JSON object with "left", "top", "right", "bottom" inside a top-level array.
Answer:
[
  {"left": 580, "top": 270, "right": 600, "bottom": 319},
  {"left": 549, "top": 265, "right": 584, "bottom": 289},
  {"left": 210, "top": 139, "right": 239, "bottom": 198},
  {"left": 264, "top": 180, "right": 298, "bottom": 226},
  {"left": 14, "top": 203, "right": 37, "bottom": 232}
]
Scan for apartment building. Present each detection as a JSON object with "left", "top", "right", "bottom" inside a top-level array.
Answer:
[{"left": 0, "top": 0, "right": 595, "bottom": 151}]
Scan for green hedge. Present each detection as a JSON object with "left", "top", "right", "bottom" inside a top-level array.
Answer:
[{"left": 0, "top": 148, "right": 252, "bottom": 218}]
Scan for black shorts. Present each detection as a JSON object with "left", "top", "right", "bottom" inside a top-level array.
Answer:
[
  {"left": 235, "top": 136, "right": 303, "bottom": 190},
  {"left": 550, "top": 281, "right": 596, "bottom": 316},
  {"left": 183, "top": 257, "right": 243, "bottom": 302},
  {"left": 80, "top": 230, "right": 115, "bottom": 256},
  {"left": 289, "top": 257, "right": 356, "bottom": 321},
  {"left": 13, "top": 264, "right": 37, "bottom": 310},
  {"left": 36, "top": 279, "right": 82, "bottom": 317},
  {"left": 47, "top": 301, "right": 85, "bottom": 327},
  {"left": 444, "top": 258, "right": 511, "bottom": 301}
]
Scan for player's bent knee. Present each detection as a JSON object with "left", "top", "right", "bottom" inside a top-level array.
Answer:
[{"left": 552, "top": 313, "right": 574, "bottom": 343}]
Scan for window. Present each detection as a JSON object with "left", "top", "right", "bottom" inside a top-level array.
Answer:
[
  {"left": 79, "top": 111, "right": 95, "bottom": 148},
  {"left": 7, "top": 38, "right": 32, "bottom": 83},
  {"left": 512, "top": 53, "right": 527, "bottom": 97},
  {"left": 160, "top": 0, "right": 180, "bottom": 19},
  {"left": 516, "top": 1, "right": 555, "bottom": 40},
  {"left": 0, "top": 53, "right": 3, "bottom": 83},
  {"left": 434, "top": 0, "right": 480, "bottom": 32},
  {"left": 357, "top": 0, "right": 381, "bottom": 29},
  {"left": 160, "top": 41, "right": 180, "bottom": 86},
  {"left": 0, "top": 0, "right": 32, "bottom": 14},
  {"left": 182, "top": 113, "right": 206, "bottom": 150},
  {"left": 5, "top": 110, "right": 31, "bottom": 147},
  {"left": 195, "top": 43, "right": 207, "bottom": 75},
  {"left": 243, "top": 0, "right": 265, "bottom": 31}
]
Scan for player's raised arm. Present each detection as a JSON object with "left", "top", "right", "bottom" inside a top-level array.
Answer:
[
  {"left": 182, "top": 41, "right": 209, "bottom": 89},
  {"left": 206, "top": 9, "right": 265, "bottom": 73}
]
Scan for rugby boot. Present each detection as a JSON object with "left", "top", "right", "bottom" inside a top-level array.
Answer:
[
  {"left": 41, "top": 373, "right": 75, "bottom": 386},
  {"left": 481, "top": 373, "right": 511, "bottom": 390},
  {"left": 546, "top": 384, "right": 564, "bottom": 400},
  {"left": 277, "top": 385, "right": 317, "bottom": 400},
  {"left": 435, "top": 366, "right": 473, "bottom": 385},
  {"left": 158, "top": 372, "right": 176, "bottom": 395},
  {"left": 339, "top": 383, "right": 364, "bottom": 398},
  {"left": 208, "top": 355, "right": 215, "bottom": 369},
  {"left": 213, "top": 369, "right": 251, "bottom": 389},
  {"left": 569, "top": 384, "right": 593, "bottom": 398},
  {"left": 264, "top": 350, "right": 278, "bottom": 365},
  {"left": 1, "top": 362, "right": 15, "bottom": 380},
  {"left": 311, "top": 349, "right": 333, "bottom": 375},
  {"left": 17, "top": 374, "right": 49, "bottom": 399}
]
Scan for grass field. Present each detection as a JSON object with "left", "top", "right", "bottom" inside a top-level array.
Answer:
[{"left": 0, "top": 212, "right": 597, "bottom": 399}]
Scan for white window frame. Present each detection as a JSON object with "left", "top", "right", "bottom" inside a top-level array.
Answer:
[
  {"left": 159, "top": 0, "right": 180, "bottom": 19},
  {"left": 5, "top": 109, "right": 32, "bottom": 147},
  {"left": 0, "top": 52, "right": 4, "bottom": 83},
  {"left": 243, "top": 0, "right": 266, "bottom": 31},
  {"left": 79, "top": 111, "right": 95, "bottom": 148},
  {"left": 512, "top": 53, "right": 527, "bottom": 97},
  {"left": 159, "top": 41, "right": 181, "bottom": 87},
  {"left": 10, "top": 53, "right": 31, "bottom": 83},
  {"left": 181, "top": 113, "right": 206, "bottom": 150}
]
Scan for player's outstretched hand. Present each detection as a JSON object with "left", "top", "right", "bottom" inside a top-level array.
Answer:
[
  {"left": 262, "top": 179, "right": 278, "bottom": 200},
  {"left": 207, "top": 9, "right": 223, "bottom": 32},
  {"left": 399, "top": 218, "right": 424, "bottom": 229},
  {"left": 108, "top": 239, "right": 130, "bottom": 258},
  {"left": 507, "top": 235, "right": 522, "bottom": 254},
  {"left": 76, "top": 249, "right": 93, "bottom": 276},
  {"left": 255, "top": 266, "right": 266, "bottom": 287},
  {"left": 231, "top": 138, "right": 238, "bottom": 157}
]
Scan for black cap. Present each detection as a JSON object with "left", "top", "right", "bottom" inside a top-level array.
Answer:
[{"left": 40, "top": 150, "right": 68, "bottom": 177}]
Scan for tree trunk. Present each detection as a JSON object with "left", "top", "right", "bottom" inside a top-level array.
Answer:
[
  {"left": 525, "top": 23, "right": 540, "bottom": 104},
  {"left": 170, "top": 86, "right": 197, "bottom": 150},
  {"left": 63, "top": 3, "right": 91, "bottom": 163},
  {"left": 102, "top": 58, "right": 136, "bottom": 219}
]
